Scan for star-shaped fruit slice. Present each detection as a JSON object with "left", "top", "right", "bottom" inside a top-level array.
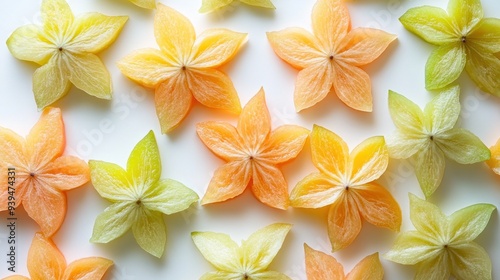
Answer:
[
  {"left": 6, "top": 0, "right": 127, "bottom": 108},
  {"left": 486, "top": 139, "right": 500, "bottom": 175},
  {"left": 290, "top": 125, "right": 401, "bottom": 251},
  {"left": 118, "top": 4, "right": 247, "bottom": 133},
  {"left": 196, "top": 88, "right": 309, "bottom": 210},
  {"left": 128, "top": 0, "right": 156, "bottom": 9},
  {"left": 386, "top": 86, "right": 490, "bottom": 197},
  {"left": 267, "top": 0, "right": 396, "bottom": 112},
  {"left": 400, "top": 0, "right": 500, "bottom": 94},
  {"left": 0, "top": 107, "right": 89, "bottom": 237},
  {"left": 305, "top": 244, "right": 383, "bottom": 280},
  {"left": 385, "top": 194, "right": 496, "bottom": 280},
  {"left": 89, "top": 131, "right": 199, "bottom": 258},
  {"left": 192, "top": 223, "right": 292, "bottom": 279},
  {"left": 199, "top": 0, "right": 275, "bottom": 13},
  {"left": 486, "top": 138, "right": 500, "bottom": 175},
  {"left": 1, "top": 232, "right": 112, "bottom": 280}
]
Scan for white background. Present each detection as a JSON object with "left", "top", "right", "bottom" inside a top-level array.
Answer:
[{"left": 1, "top": 0, "right": 500, "bottom": 279}]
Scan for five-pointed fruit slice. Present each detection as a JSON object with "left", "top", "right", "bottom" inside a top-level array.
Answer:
[
  {"left": 1, "top": 232, "right": 112, "bottom": 280},
  {"left": 487, "top": 138, "right": 500, "bottom": 175},
  {"left": 385, "top": 194, "right": 495, "bottom": 280},
  {"left": 305, "top": 244, "right": 383, "bottom": 280},
  {"left": 267, "top": 0, "right": 396, "bottom": 112},
  {"left": 386, "top": 86, "right": 490, "bottom": 197},
  {"left": 192, "top": 223, "right": 292, "bottom": 279},
  {"left": 0, "top": 107, "right": 89, "bottom": 237},
  {"left": 197, "top": 88, "right": 309, "bottom": 210},
  {"left": 118, "top": 4, "right": 247, "bottom": 133},
  {"left": 89, "top": 131, "right": 198, "bottom": 258},
  {"left": 6, "top": 0, "right": 127, "bottom": 108},
  {"left": 399, "top": 0, "right": 500, "bottom": 95},
  {"left": 199, "top": 0, "right": 275, "bottom": 13},
  {"left": 290, "top": 125, "right": 401, "bottom": 251},
  {"left": 128, "top": 0, "right": 156, "bottom": 9}
]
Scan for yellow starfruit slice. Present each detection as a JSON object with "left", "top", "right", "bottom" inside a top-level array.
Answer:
[
  {"left": 199, "top": 0, "right": 275, "bottom": 13},
  {"left": 400, "top": 0, "right": 500, "bottom": 95},
  {"left": 386, "top": 86, "right": 490, "bottom": 197},
  {"left": 89, "top": 131, "right": 199, "bottom": 258},
  {"left": 385, "top": 194, "right": 495, "bottom": 280},
  {"left": 129, "top": 0, "right": 156, "bottom": 9},
  {"left": 192, "top": 223, "right": 292, "bottom": 279},
  {"left": 6, "top": 0, "right": 127, "bottom": 108}
]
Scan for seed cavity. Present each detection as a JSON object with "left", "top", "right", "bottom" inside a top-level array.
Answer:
[{"left": 461, "top": 36, "right": 466, "bottom": 43}]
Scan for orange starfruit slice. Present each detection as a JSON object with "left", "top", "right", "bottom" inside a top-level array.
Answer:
[
  {"left": 0, "top": 107, "right": 89, "bottom": 237},
  {"left": 118, "top": 4, "right": 247, "bottom": 133},
  {"left": 305, "top": 244, "right": 383, "bottom": 280},
  {"left": 486, "top": 138, "right": 500, "bottom": 175},
  {"left": 196, "top": 88, "right": 309, "bottom": 210},
  {"left": 290, "top": 125, "right": 401, "bottom": 251},
  {"left": 1, "top": 233, "right": 112, "bottom": 280},
  {"left": 267, "top": 0, "right": 396, "bottom": 112}
]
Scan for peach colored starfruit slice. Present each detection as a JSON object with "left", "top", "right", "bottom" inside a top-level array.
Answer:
[
  {"left": 6, "top": 0, "right": 127, "bottom": 108},
  {"left": 305, "top": 244, "right": 383, "bottom": 280},
  {"left": 487, "top": 138, "right": 500, "bottom": 175},
  {"left": 199, "top": 0, "right": 275, "bottom": 13},
  {"left": 192, "top": 223, "right": 292, "bottom": 279},
  {"left": 196, "top": 88, "right": 309, "bottom": 210},
  {"left": 385, "top": 194, "right": 496, "bottom": 280},
  {"left": 400, "top": 0, "right": 500, "bottom": 94},
  {"left": 290, "top": 125, "right": 401, "bottom": 251},
  {"left": 118, "top": 4, "right": 247, "bottom": 133},
  {"left": 486, "top": 139, "right": 500, "bottom": 175},
  {"left": 1, "top": 232, "right": 112, "bottom": 280},
  {"left": 0, "top": 107, "right": 89, "bottom": 237},
  {"left": 386, "top": 86, "right": 490, "bottom": 197},
  {"left": 89, "top": 131, "right": 198, "bottom": 258},
  {"left": 266, "top": 0, "right": 396, "bottom": 112}
]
